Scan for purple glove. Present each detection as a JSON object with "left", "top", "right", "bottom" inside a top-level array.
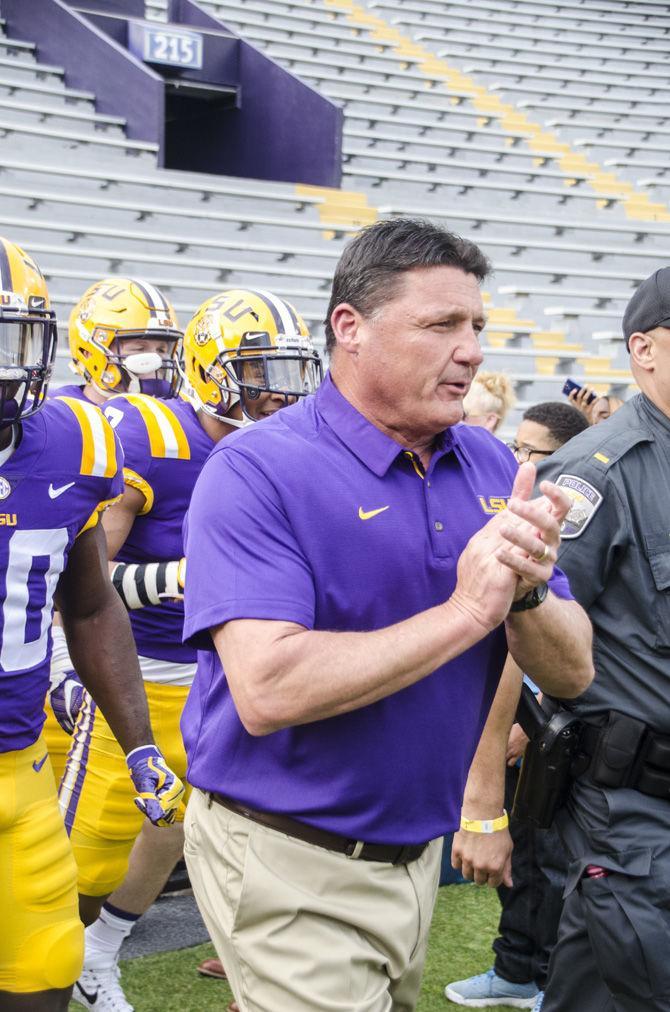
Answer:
[
  {"left": 126, "top": 745, "right": 185, "bottom": 827},
  {"left": 49, "top": 670, "right": 85, "bottom": 735}
]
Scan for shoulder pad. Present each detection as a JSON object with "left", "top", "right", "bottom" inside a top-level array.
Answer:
[
  {"left": 106, "top": 393, "right": 191, "bottom": 461},
  {"left": 50, "top": 396, "right": 120, "bottom": 479}
]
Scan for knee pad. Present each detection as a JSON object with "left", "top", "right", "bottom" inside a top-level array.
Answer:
[{"left": 14, "top": 917, "right": 84, "bottom": 992}]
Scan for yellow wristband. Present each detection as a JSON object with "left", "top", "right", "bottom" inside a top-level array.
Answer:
[{"left": 460, "top": 810, "right": 509, "bottom": 834}]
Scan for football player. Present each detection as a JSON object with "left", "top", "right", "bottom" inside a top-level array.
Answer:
[
  {"left": 47, "top": 278, "right": 183, "bottom": 787},
  {"left": 56, "top": 289, "right": 322, "bottom": 1012},
  {"left": 57, "top": 277, "right": 182, "bottom": 406},
  {"left": 0, "top": 239, "right": 184, "bottom": 1012}
]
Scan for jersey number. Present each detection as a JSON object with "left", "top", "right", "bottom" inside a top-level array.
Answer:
[
  {"left": 1, "top": 528, "right": 68, "bottom": 671},
  {"left": 104, "top": 405, "right": 124, "bottom": 430}
]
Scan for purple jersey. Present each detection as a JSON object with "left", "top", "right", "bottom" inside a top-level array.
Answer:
[
  {"left": 50, "top": 384, "right": 176, "bottom": 403},
  {"left": 102, "top": 394, "right": 214, "bottom": 663},
  {"left": 0, "top": 397, "right": 124, "bottom": 752},
  {"left": 48, "top": 383, "right": 90, "bottom": 402}
]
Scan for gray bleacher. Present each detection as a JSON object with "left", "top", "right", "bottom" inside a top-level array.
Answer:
[
  {"left": 200, "top": 0, "right": 670, "bottom": 428},
  {"left": 364, "top": 0, "right": 670, "bottom": 192},
  {"left": 0, "top": 0, "right": 666, "bottom": 414}
]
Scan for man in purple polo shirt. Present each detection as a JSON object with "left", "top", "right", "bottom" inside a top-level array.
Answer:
[{"left": 181, "top": 218, "right": 594, "bottom": 1012}]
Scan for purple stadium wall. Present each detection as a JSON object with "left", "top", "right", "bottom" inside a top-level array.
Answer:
[
  {"left": 2, "top": 0, "right": 165, "bottom": 155},
  {"left": 173, "top": 0, "right": 343, "bottom": 187},
  {"left": 1, "top": 0, "right": 342, "bottom": 186}
]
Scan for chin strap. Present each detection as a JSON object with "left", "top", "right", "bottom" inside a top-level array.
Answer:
[{"left": 218, "top": 413, "right": 251, "bottom": 429}]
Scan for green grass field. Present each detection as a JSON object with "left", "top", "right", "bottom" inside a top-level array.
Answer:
[{"left": 70, "top": 884, "right": 517, "bottom": 1012}]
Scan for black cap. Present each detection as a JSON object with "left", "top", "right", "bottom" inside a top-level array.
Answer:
[{"left": 623, "top": 267, "right": 670, "bottom": 348}]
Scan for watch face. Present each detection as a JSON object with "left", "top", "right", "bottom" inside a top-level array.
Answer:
[{"left": 511, "top": 582, "right": 548, "bottom": 612}]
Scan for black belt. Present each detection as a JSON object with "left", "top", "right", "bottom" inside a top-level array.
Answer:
[
  {"left": 579, "top": 713, "right": 670, "bottom": 799},
  {"left": 208, "top": 792, "right": 429, "bottom": 865}
]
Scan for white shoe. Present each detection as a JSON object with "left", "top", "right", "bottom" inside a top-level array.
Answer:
[{"left": 72, "top": 963, "right": 134, "bottom": 1011}]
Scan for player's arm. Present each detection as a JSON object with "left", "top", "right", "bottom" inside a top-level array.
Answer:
[
  {"left": 55, "top": 520, "right": 153, "bottom": 750},
  {"left": 451, "top": 655, "right": 523, "bottom": 888},
  {"left": 49, "top": 483, "right": 181, "bottom": 731},
  {"left": 103, "top": 483, "right": 146, "bottom": 559},
  {"left": 47, "top": 488, "right": 145, "bottom": 732},
  {"left": 103, "top": 398, "right": 185, "bottom": 607},
  {"left": 103, "top": 486, "right": 185, "bottom": 607},
  {"left": 55, "top": 521, "right": 184, "bottom": 825}
]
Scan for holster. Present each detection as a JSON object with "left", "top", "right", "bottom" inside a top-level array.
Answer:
[
  {"left": 512, "top": 684, "right": 584, "bottom": 829},
  {"left": 513, "top": 702, "right": 670, "bottom": 830},
  {"left": 512, "top": 711, "right": 584, "bottom": 829}
]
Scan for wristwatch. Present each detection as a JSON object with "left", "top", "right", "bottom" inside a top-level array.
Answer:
[{"left": 509, "top": 582, "right": 548, "bottom": 613}]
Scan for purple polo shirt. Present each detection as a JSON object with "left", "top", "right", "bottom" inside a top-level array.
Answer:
[{"left": 182, "top": 372, "right": 572, "bottom": 843}]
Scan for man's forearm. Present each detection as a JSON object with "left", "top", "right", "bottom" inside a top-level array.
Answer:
[
  {"left": 461, "top": 655, "right": 523, "bottom": 817},
  {"left": 451, "top": 655, "right": 522, "bottom": 889},
  {"left": 219, "top": 598, "right": 497, "bottom": 736},
  {"left": 62, "top": 589, "right": 154, "bottom": 754},
  {"left": 219, "top": 466, "right": 573, "bottom": 736},
  {"left": 505, "top": 595, "right": 593, "bottom": 698}
]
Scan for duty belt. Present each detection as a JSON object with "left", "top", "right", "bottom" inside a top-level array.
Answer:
[
  {"left": 207, "top": 792, "right": 429, "bottom": 865},
  {"left": 579, "top": 711, "right": 670, "bottom": 799}
]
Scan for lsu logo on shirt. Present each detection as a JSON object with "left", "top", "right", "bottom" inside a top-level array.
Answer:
[
  {"left": 478, "top": 495, "right": 509, "bottom": 515},
  {"left": 0, "top": 513, "right": 17, "bottom": 526}
]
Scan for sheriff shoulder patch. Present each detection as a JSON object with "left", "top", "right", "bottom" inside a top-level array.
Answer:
[{"left": 555, "top": 473, "right": 603, "bottom": 539}]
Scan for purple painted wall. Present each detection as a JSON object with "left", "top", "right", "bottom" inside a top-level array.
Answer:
[
  {"left": 75, "top": 10, "right": 240, "bottom": 92},
  {"left": 228, "top": 42, "right": 343, "bottom": 187},
  {"left": 3, "top": 0, "right": 342, "bottom": 186},
  {"left": 2, "top": 0, "right": 165, "bottom": 155},
  {"left": 174, "top": 0, "right": 342, "bottom": 187},
  {"left": 70, "top": 0, "right": 145, "bottom": 14}
]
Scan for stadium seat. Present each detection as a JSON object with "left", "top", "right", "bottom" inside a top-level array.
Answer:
[{"left": 2, "top": 3, "right": 652, "bottom": 402}]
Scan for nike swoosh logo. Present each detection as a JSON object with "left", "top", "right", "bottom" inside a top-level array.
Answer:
[
  {"left": 358, "top": 506, "right": 390, "bottom": 521},
  {"left": 32, "top": 753, "right": 48, "bottom": 773},
  {"left": 48, "top": 481, "right": 75, "bottom": 499},
  {"left": 75, "top": 981, "right": 99, "bottom": 1005}
]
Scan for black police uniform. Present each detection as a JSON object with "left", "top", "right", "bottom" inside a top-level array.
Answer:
[
  {"left": 535, "top": 392, "right": 670, "bottom": 1012},
  {"left": 493, "top": 763, "right": 567, "bottom": 991}
]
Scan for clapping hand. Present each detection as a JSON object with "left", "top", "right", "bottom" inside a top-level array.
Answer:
[
  {"left": 451, "top": 463, "right": 571, "bottom": 629},
  {"left": 496, "top": 462, "right": 571, "bottom": 602}
]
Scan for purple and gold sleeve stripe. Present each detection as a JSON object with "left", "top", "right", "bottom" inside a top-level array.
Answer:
[
  {"left": 122, "top": 468, "right": 154, "bottom": 515},
  {"left": 76, "top": 494, "right": 123, "bottom": 538},
  {"left": 57, "top": 396, "right": 119, "bottom": 478},
  {"left": 123, "top": 395, "right": 191, "bottom": 460}
]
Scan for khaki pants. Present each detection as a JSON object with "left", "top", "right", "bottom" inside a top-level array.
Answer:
[{"left": 184, "top": 788, "right": 442, "bottom": 1012}]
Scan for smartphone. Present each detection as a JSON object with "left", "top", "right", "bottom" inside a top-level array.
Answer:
[{"left": 562, "top": 378, "right": 597, "bottom": 405}]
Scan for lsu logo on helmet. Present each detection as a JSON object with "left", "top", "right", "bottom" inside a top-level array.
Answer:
[
  {"left": 68, "top": 278, "right": 183, "bottom": 398},
  {"left": 180, "top": 288, "right": 322, "bottom": 426}
]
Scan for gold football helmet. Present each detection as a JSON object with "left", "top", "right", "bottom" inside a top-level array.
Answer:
[
  {"left": 0, "top": 237, "right": 56, "bottom": 426},
  {"left": 69, "top": 278, "right": 183, "bottom": 397},
  {"left": 181, "top": 288, "right": 322, "bottom": 424}
]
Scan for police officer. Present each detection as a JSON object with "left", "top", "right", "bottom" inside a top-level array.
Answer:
[{"left": 536, "top": 267, "right": 670, "bottom": 1012}]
